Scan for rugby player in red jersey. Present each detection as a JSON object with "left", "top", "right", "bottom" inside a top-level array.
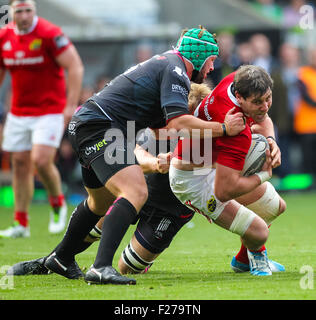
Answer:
[
  {"left": 0, "top": 0, "right": 84, "bottom": 237},
  {"left": 7, "top": 81, "right": 285, "bottom": 278},
  {"left": 170, "top": 65, "right": 286, "bottom": 276}
]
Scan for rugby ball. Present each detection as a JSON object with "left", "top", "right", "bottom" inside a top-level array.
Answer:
[{"left": 241, "top": 134, "right": 269, "bottom": 176}]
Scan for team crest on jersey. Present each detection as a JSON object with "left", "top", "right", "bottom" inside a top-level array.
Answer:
[
  {"left": 29, "top": 39, "right": 42, "bottom": 50},
  {"left": 173, "top": 66, "right": 184, "bottom": 77},
  {"left": 206, "top": 196, "right": 217, "bottom": 213}
]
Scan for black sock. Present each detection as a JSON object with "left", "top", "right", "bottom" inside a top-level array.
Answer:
[
  {"left": 47, "top": 233, "right": 95, "bottom": 261},
  {"left": 93, "top": 197, "right": 137, "bottom": 268},
  {"left": 54, "top": 200, "right": 101, "bottom": 263},
  {"left": 73, "top": 240, "right": 94, "bottom": 255}
]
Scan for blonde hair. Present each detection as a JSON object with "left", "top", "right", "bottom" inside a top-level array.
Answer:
[{"left": 188, "top": 83, "right": 212, "bottom": 113}]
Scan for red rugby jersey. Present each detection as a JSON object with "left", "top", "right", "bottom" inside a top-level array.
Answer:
[
  {"left": 0, "top": 17, "right": 71, "bottom": 116},
  {"left": 175, "top": 72, "right": 253, "bottom": 171}
]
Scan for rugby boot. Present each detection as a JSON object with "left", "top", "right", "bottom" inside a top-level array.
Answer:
[
  {"left": 0, "top": 222, "right": 30, "bottom": 238},
  {"left": 7, "top": 257, "right": 49, "bottom": 276},
  {"left": 247, "top": 249, "right": 272, "bottom": 276},
  {"left": 49, "top": 202, "right": 68, "bottom": 234},
  {"left": 44, "top": 252, "right": 84, "bottom": 279},
  {"left": 231, "top": 249, "right": 285, "bottom": 273},
  {"left": 84, "top": 265, "right": 136, "bottom": 285}
]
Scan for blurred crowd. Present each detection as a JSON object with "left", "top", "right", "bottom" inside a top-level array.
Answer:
[
  {"left": 1, "top": 0, "right": 316, "bottom": 195},
  {"left": 205, "top": 0, "right": 316, "bottom": 180}
]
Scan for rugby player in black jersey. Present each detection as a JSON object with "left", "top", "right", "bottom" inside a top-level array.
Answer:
[
  {"left": 9, "top": 27, "right": 246, "bottom": 285},
  {"left": 7, "top": 84, "right": 213, "bottom": 279}
]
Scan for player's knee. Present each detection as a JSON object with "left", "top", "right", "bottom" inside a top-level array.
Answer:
[
  {"left": 253, "top": 219, "right": 269, "bottom": 245},
  {"left": 229, "top": 205, "right": 269, "bottom": 246},
  {"left": 127, "top": 185, "right": 148, "bottom": 210},
  {"left": 32, "top": 155, "right": 50, "bottom": 171},
  {"left": 12, "top": 153, "right": 29, "bottom": 169},
  {"left": 246, "top": 182, "right": 285, "bottom": 225},
  {"left": 245, "top": 216, "right": 269, "bottom": 248},
  {"left": 134, "top": 185, "right": 148, "bottom": 205},
  {"left": 278, "top": 197, "right": 287, "bottom": 215},
  {"left": 229, "top": 205, "right": 257, "bottom": 237},
  {"left": 86, "top": 196, "right": 107, "bottom": 215}
]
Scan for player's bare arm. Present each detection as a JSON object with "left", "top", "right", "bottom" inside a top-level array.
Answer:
[
  {"left": 214, "top": 151, "right": 272, "bottom": 203},
  {"left": 134, "top": 144, "right": 171, "bottom": 174},
  {"left": 166, "top": 111, "right": 245, "bottom": 138},
  {"left": 55, "top": 45, "right": 84, "bottom": 125}
]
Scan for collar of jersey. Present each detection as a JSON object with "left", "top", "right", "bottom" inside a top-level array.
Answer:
[
  {"left": 14, "top": 15, "right": 38, "bottom": 35},
  {"left": 227, "top": 82, "right": 240, "bottom": 107},
  {"left": 169, "top": 49, "right": 191, "bottom": 78}
]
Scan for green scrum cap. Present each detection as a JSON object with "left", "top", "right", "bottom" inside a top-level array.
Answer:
[{"left": 175, "top": 26, "right": 219, "bottom": 71}]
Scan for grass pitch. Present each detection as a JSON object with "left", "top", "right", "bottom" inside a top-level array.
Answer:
[{"left": 0, "top": 191, "right": 315, "bottom": 301}]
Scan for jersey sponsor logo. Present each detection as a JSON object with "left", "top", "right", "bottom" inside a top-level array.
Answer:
[
  {"left": 84, "top": 138, "right": 108, "bottom": 156},
  {"left": 171, "top": 83, "right": 188, "bottom": 97},
  {"left": 2, "top": 40, "right": 12, "bottom": 51},
  {"left": 3, "top": 55, "right": 44, "bottom": 66},
  {"left": 206, "top": 196, "right": 217, "bottom": 213},
  {"left": 29, "top": 38, "right": 42, "bottom": 50},
  {"left": 203, "top": 95, "right": 213, "bottom": 121},
  {"left": 203, "top": 104, "right": 212, "bottom": 121},
  {"left": 54, "top": 34, "right": 69, "bottom": 49},
  {"left": 173, "top": 66, "right": 184, "bottom": 77}
]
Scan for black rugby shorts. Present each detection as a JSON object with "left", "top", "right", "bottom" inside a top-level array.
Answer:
[
  {"left": 134, "top": 204, "right": 194, "bottom": 254},
  {"left": 68, "top": 102, "right": 138, "bottom": 187}
]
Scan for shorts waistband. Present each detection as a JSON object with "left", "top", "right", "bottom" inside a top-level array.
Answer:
[{"left": 169, "top": 164, "right": 213, "bottom": 178}]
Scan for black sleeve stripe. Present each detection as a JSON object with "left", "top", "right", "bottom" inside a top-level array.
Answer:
[{"left": 163, "top": 105, "right": 189, "bottom": 122}]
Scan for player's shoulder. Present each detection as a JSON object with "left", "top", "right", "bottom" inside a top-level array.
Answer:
[
  {"left": 0, "top": 22, "right": 14, "bottom": 39},
  {"left": 161, "top": 51, "right": 187, "bottom": 73},
  {"left": 212, "top": 72, "right": 235, "bottom": 96},
  {"left": 160, "top": 51, "right": 191, "bottom": 86},
  {"left": 36, "top": 17, "right": 63, "bottom": 38},
  {"left": 212, "top": 73, "right": 237, "bottom": 107}
]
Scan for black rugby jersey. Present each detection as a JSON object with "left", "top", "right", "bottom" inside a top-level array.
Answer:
[{"left": 89, "top": 50, "right": 190, "bottom": 134}]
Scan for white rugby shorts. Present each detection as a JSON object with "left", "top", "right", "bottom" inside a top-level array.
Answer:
[
  {"left": 169, "top": 165, "right": 227, "bottom": 221},
  {"left": 2, "top": 112, "right": 64, "bottom": 152}
]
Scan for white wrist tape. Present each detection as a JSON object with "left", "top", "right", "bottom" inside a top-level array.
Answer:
[{"left": 255, "top": 171, "right": 270, "bottom": 184}]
